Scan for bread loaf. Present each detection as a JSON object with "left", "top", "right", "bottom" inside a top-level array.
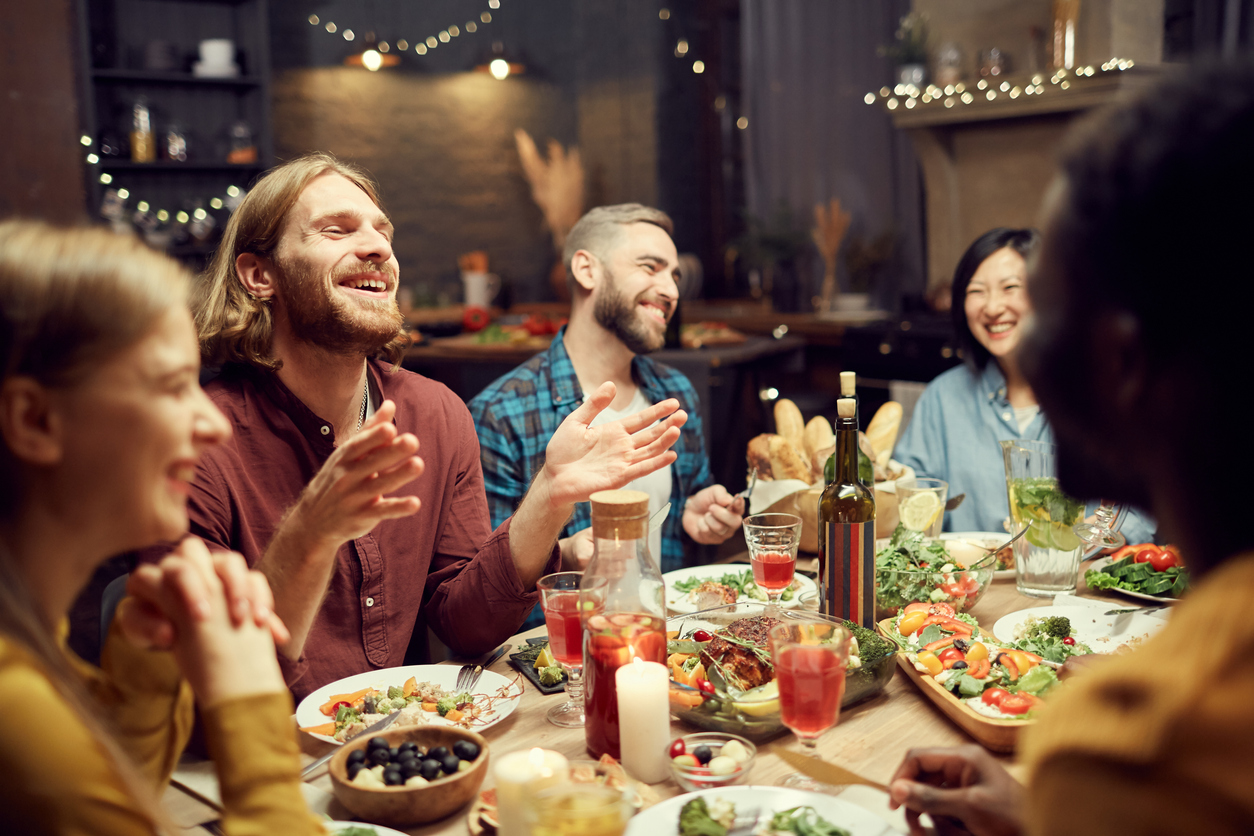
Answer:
[
  {"left": 768, "top": 435, "right": 812, "bottom": 482},
  {"left": 747, "top": 434, "right": 775, "bottom": 479},
  {"left": 866, "top": 401, "right": 903, "bottom": 461},
  {"left": 774, "top": 398, "right": 806, "bottom": 454}
]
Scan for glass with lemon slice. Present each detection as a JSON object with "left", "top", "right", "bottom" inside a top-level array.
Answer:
[
  {"left": 1002, "top": 440, "right": 1087, "bottom": 596},
  {"left": 895, "top": 478, "right": 948, "bottom": 537}
]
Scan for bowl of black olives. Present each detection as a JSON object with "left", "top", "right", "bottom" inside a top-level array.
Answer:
[{"left": 329, "top": 726, "right": 489, "bottom": 826}]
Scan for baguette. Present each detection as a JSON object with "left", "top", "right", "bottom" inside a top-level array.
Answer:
[
  {"left": 803, "top": 415, "right": 835, "bottom": 466},
  {"left": 774, "top": 398, "right": 806, "bottom": 454},
  {"left": 866, "top": 401, "right": 903, "bottom": 461}
]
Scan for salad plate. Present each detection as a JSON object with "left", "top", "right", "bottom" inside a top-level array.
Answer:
[
  {"left": 939, "top": 532, "right": 1015, "bottom": 580},
  {"left": 624, "top": 786, "right": 901, "bottom": 836},
  {"left": 664, "top": 565, "right": 817, "bottom": 614},
  {"left": 296, "top": 664, "right": 521, "bottom": 745},
  {"left": 991, "top": 605, "right": 1166, "bottom": 653},
  {"left": 1086, "top": 556, "right": 1184, "bottom": 603}
]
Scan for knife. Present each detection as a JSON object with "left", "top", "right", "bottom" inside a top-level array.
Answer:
[
  {"left": 300, "top": 709, "right": 402, "bottom": 779},
  {"left": 774, "top": 748, "right": 888, "bottom": 792},
  {"left": 649, "top": 502, "right": 671, "bottom": 534}
]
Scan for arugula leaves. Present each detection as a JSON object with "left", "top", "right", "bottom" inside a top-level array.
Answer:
[{"left": 875, "top": 525, "right": 955, "bottom": 612}]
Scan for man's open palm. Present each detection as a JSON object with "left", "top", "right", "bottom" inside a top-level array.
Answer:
[{"left": 543, "top": 381, "right": 686, "bottom": 507}]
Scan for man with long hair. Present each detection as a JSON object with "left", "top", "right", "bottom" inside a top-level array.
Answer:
[{"left": 188, "top": 154, "right": 686, "bottom": 698}]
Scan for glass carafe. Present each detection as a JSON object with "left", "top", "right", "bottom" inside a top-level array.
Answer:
[
  {"left": 581, "top": 490, "right": 666, "bottom": 760},
  {"left": 1001, "top": 440, "right": 1086, "bottom": 596}
]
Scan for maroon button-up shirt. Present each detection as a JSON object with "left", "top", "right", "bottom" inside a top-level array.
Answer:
[{"left": 186, "top": 360, "right": 556, "bottom": 700}]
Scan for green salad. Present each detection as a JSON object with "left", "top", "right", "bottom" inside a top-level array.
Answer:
[
  {"left": 1086, "top": 554, "right": 1189, "bottom": 598},
  {"left": 875, "top": 525, "right": 991, "bottom": 615},
  {"left": 1006, "top": 615, "right": 1092, "bottom": 663},
  {"left": 679, "top": 798, "right": 851, "bottom": 836}
]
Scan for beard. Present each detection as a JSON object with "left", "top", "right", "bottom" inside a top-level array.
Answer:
[
  {"left": 272, "top": 253, "right": 404, "bottom": 358},
  {"left": 593, "top": 267, "right": 670, "bottom": 355}
]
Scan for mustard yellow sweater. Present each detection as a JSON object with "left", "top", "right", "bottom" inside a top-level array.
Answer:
[{"left": 0, "top": 622, "right": 325, "bottom": 835}]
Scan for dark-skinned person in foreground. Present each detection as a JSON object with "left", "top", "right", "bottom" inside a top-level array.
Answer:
[
  {"left": 886, "top": 62, "right": 1254, "bottom": 836},
  {"left": 165, "top": 152, "right": 686, "bottom": 701}
]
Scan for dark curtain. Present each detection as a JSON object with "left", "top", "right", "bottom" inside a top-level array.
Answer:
[{"left": 741, "top": 0, "right": 925, "bottom": 310}]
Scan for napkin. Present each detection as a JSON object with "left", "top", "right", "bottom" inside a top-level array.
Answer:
[{"left": 747, "top": 478, "right": 814, "bottom": 514}]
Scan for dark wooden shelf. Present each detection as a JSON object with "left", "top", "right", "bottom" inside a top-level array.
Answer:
[
  {"left": 98, "top": 160, "right": 265, "bottom": 171},
  {"left": 91, "top": 69, "right": 262, "bottom": 86}
]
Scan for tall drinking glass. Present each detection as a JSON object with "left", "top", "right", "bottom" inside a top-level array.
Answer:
[
  {"left": 743, "top": 513, "right": 801, "bottom": 612},
  {"left": 769, "top": 618, "right": 852, "bottom": 793},
  {"left": 1001, "top": 440, "right": 1086, "bottom": 596},
  {"left": 538, "top": 572, "right": 606, "bottom": 727},
  {"left": 525, "top": 782, "right": 630, "bottom": 836}
]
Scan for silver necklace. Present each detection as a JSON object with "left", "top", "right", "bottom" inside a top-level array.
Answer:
[{"left": 356, "top": 378, "right": 369, "bottom": 433}]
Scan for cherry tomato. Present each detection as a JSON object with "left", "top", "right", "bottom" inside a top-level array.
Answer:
[
  {"left": 1062, "top": 637, "right": 1075, "bottom": 646},
  {"left": 982, "top": 688, "right": 1011, "bottom": 707},
  {"left": 668, "top": 739, "right": 686, "bottom": 759},
  {"left": 330, "top": 701, "right": 352, "bottom": 713},
  {"left": 462, "top": 305, "right": 491, "bottom": 332},
  {"left": 964, "top": 642, "right": 989, "bottom": 663},
  {"left": 1164, "top": 544, "right": 1183, "bottom": 560},
  {"left": 1134, "top": 546, "right": 1161, "bottom": 564},
  {"left": 1148, "top": 550, "right": 1179, "bottom": 572},
  {"left": 930, "top": 602, "right": 957, "bottom": 618},
  {"left": 998, "top": 694, "right": 1036, "bottom": 715},
  {"left": 691, "top": 630, "right": 713, "bottom": 643},
  {"left": 938, "top": 648, "right": 965, "bottom": 668},
  {"left": 523, "top": 315, "right": 550, "bottom": 336},
  {"left": 697, "top": 679, "right": 716, "bottom": 696}
]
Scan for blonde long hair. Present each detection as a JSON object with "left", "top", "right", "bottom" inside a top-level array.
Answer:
[
  {"left": 0, "top": 219, "right": 188, "bottom": 832},
  {"left": 195, "top": 152, "right": 408, "bottom": 369}
]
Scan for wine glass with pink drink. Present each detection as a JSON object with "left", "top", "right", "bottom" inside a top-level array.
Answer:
[
  {"left": 769, "top": 617, "right": 853, "bottom": 792},
  {"left": 537, "top": 572, "right": 606, "bottom": 728},
  {"left": 743, "top": 513, "right": 802, "bottom": 612}
]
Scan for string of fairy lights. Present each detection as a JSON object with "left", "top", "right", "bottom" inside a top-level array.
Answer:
[
  {"left": 308, "top": 0, "right": 501, "bottom": 59},
  {"left": 865, "top": 58, "right": 1136, "bottom": 112}
]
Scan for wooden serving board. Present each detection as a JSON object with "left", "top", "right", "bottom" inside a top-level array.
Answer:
[{"left": 876, "top": 619, "right": 1029, "bottom": 753}]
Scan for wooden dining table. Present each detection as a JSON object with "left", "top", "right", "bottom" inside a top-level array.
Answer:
[{"left": 161, "top": 563, "right": 1148, "bottom": 835}]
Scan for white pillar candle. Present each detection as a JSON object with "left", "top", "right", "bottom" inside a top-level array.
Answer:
[
  {"left": 493, "top": 748, "right": 570, "bottom": 836},
  {"left": 615, "top": 658, "right": 671, "bottom": 783}
]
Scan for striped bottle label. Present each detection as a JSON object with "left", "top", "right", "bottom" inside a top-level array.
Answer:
[{"left": 819, "top": 521, "right": 876, "bottom": 628}]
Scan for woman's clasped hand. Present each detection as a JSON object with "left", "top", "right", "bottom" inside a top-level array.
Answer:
[{"left": 888, "top": 745, "right": 1024, "bottom": 836}]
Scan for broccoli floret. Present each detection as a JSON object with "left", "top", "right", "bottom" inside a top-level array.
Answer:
[
  {"left": 436, "top": 696, "right": 457, "bottom": 716},
  {"left": 538, "top": 665, "right": 564, "bottom": 686},
  {"left": 1035, "top": 616, "right": 1072, "bottom": 639},
  {"left": 387, "top": 685, "right": 404, "bottom": 700},
  {"left": 374, "top": 697, "right": 394, "bottom": 713}
]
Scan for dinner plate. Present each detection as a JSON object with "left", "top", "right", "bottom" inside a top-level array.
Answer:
[
  {"left": 326, "top": 822, "right": 410, "bottom": 836},
  {"left": 991, "top": 605, "right": 1166, "bottom": 653},
  {"left": 1086, "top": 556, "right": 1183, "bottom": 603},
  {"left": 624, "top": 786, "right": 901, "bottom": 836},
  {"left": 940, "top": 531, "right": 1015, "bottom": 580},
  {"left": 296, "top": 664, "right": 521, "bottom": 744},
  {"left": 663, "top": 565, "right": 817, "bottom": 614}
]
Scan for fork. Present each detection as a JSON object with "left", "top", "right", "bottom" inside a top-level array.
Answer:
[
  {"left": 457, "top": 644, "right": 510, "bottom": 692},
  {"left": 735, "top": 468, "right": 759, "bottom": 502}
]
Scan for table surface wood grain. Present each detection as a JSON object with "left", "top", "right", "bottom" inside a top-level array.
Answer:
[{"left": 165, "top": 563, "right": 1140, "bottom": 834}]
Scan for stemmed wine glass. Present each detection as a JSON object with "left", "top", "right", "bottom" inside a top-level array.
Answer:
[
  {"left": 537, "top": 572, "right": 605, "bottom": 727},
  {"left": 768, "top": 617, "right": 852, "bottom": 793},
  {"left": 743, "top": 513, "right": 802, "bottom": 613},
  {"left": 1073, "top": 499, "right": 1126, "bottom": 550}
]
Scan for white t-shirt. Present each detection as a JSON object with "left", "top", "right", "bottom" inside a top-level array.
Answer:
[
  {"left": 588, "top": 386, "right": 673, "bottom": 562},
  {"left": 1013, "top": 403, "right": 1040, "bottom": 434}
]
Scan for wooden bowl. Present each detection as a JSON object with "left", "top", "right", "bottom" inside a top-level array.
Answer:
[{"left": 329, "top": 726, "right": 489, "bottom": 827}]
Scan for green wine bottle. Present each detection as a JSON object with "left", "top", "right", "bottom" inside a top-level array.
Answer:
[{"left": 818, "top": 397, "right": 877, "bottom": 627}]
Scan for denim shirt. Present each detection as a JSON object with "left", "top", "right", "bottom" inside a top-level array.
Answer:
[
  {"left": 894, "top": 362, "right": 1156, "bottom": 543},
  {"left": 468, "top": 327, "right": 714, "bottom": 574}
]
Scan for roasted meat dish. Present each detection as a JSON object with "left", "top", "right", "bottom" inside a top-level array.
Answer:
[
  {"left": 700, "top": 615, "right": 781, "bottom": 690},
  {"left": 690, "top": 580, "right": 738, "bottom": 610}
]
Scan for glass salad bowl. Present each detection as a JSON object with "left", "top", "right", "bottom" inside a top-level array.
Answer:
[
  {"left": 665, "top": 603, "right": 896, "bottom": 742},
  {"left": 874, "top": 528, "right": 998, "bottom": 619}
]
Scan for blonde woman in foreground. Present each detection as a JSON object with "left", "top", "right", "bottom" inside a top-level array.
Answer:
[{"left": 0, "top": 220, "right": 325, "bottom": 834}]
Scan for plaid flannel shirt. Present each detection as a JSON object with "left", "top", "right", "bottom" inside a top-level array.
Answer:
[{"left": 468, "top": 326, "right": 714, "bottom": 575}]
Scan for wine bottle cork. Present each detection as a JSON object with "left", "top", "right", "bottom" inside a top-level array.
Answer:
[
  {"left": 840, "top": 371, "right": 856, "bottom": 397},
  {"left": 837, "top": 398, "right": 856, "bottom": 419},
  {"left": 590, "top": 489, "right": 649, "bottom": 538}
]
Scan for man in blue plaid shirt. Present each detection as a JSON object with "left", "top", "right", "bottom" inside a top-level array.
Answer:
[{"left": 469, "top": 205, "right": 745, "bottom": 591}]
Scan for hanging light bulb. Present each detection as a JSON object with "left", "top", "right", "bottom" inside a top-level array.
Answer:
[
  {"left": 344, "top": 32, "right": 400, "bottom": 71},
  {"left": 475, "top": 40, "right": 525, "bottom": 79},
  {"left": 361, "top": 49, "right": 383, "bottom": 71},
  {"left": 489, "top": 58, "right": 510, "bottom": 79}
]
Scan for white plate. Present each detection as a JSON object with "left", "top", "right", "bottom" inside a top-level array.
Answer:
[
  {"left": 295, "top": 664, "right": 521, "bottom": 744},
  {"left": 991, "top": 605, "right": 1166, "bottom": 653},
  {"left": 939, "top": 531, "right": 1015, "bottom": 580},
  {"left": 625, "top": 786, "right": 900, "bottom": 836},
  {"left": 1086, "top": 557, "right": 1183, "bottom": 603},
  {"left": 663, "top": 565, "right": 817, "bottom": 614},
  {"left": 326, "top": 822, "right": 410, "bottom": 836}
]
